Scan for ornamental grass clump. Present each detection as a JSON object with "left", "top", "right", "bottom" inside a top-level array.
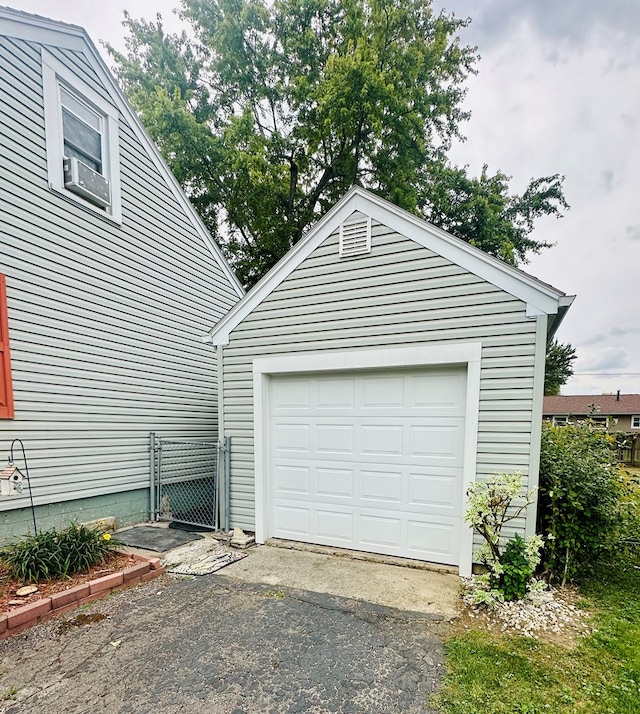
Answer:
[
  {"left": 464, "top": 473, "right": 544, "bottom": 604},
  {"left": 0, "top": 523, "right": 121, "bottom": 583}
]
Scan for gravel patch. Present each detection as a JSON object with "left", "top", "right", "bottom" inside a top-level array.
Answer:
[{"left": 461, "top": 582, "right": 592, "bottom": 642}]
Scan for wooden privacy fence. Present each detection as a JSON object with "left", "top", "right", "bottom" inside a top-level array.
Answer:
[{"left": 617, "top": 433, "right": 640, "bottom": 467}]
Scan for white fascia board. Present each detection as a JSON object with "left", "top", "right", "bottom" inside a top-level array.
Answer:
[
  {"left": 208, "top": 185, "right": 568, "bottom": 345},
  {"left": 0, "top": 7, "right": 244, "bottom": 300},
  {"left": 351, "top": 190, "right": 566, "bottom": 313},
  {"left": 0, "top": 10, "right": 87, "bottom": 52},
  {"left": 253, "top": 341, "right": 482, "bottom": 376}
]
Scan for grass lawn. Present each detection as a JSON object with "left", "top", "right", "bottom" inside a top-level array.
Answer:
[{"left": 435, "top": 469, "right": 640, "bottom": 714}]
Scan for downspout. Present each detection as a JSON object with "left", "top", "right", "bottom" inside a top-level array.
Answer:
[
  {"left": 217, "top": 344, "right": 225, "bottom": 442},
  {"left": 217, "top": 344, "right": 228, "bottom": 531}
]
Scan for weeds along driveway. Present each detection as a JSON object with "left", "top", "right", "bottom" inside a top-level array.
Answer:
[{"left": 0, "top": 573, "right": 447, "bottom": 714}]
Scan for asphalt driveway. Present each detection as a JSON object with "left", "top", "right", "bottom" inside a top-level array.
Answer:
[{"left": 0, "top": 569, "right": 449, "bottom": 713}]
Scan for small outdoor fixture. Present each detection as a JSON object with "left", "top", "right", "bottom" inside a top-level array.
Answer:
[
  {"left": 0, "top": 463, "right": 24, "bottom": 496},
  {"left": 4, "top": 438, "right": 38, "bottom": 534}
]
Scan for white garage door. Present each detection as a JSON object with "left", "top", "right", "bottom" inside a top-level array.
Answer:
[{"left": 268, "top": 366, "right": 467, "bottom": 565}]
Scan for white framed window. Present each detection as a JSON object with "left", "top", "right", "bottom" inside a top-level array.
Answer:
[
  {"left": 552, "top": 415, "right": 569, "bottom": 426},
  {"left": 631, "top": 415, "right": 640, "bottom": 429},
  {"left": 41, "top": 49, "right": 121, "bottom": 222},
  {"left": 590, "top": 415, "right": 609, "bottom": 429}
]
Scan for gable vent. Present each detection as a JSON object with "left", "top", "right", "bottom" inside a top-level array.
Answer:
[{"left": 339, "top": 216, "right": 371, "bottom": 258}]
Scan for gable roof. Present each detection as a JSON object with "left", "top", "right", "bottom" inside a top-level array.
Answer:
[
  {"left": 544, "top": 394, "right": 640, "bottom": 416},
  {"left": 207, "top": 186, "right": 574, "bottom": 345},
  {"left": 0, "top": 5, "right": 243, "bottom": 299}
]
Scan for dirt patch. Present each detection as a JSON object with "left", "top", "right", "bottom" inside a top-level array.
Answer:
[
  {"left": 57, "top": 612, "right": 107, "bottom": 634},
  {"left": 0, "top": 552, "right": 137, "bottom": 615}
]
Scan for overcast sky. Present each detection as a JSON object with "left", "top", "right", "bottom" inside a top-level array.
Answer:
[{"left": 6, "top": 0, "right": 640, "bottom": 396}]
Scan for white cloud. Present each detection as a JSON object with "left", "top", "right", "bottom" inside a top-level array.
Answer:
[
  {"left": 580, "top": 347, "right": 629, "bottom": 372},
  {"left": 432, "top": 1, "right": 640, "bottom": 396}
]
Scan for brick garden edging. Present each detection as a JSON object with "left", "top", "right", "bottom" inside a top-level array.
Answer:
[{"left": 0, "top": 553, "right": 165, "bottom": 640}]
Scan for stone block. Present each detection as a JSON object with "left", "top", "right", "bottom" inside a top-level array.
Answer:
[
  {"left": 141, "top": 568, "right": 165, "bottom": 583},
  {"left": 147, "top": 557, "right": 162, "bottom": 571},
  {"left": 7, "top": 598, "right": 52, "bottom": 629},
  {"left": 50, "top": 585, "right": 87, "bottom": 609},
  {"left": 89, "top": 572, "right": 124, "bottom": 594},
  {"left": 81, "top": 517, "right": 116, "bottom": 532},
  {"left": 122, "top": 562, "right": 150, "bottom": 583}
]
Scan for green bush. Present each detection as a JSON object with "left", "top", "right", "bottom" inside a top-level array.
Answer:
[
  {"left": 0, "top": 523, "right": 121, "bottom": 583},
  {"left": 499, "top": 534, "right": 532, "bottom": 601},
  {"left": 538, "top": 420, "right": 623, "bottom": 584}
]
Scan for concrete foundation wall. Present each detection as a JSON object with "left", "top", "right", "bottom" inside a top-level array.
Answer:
[{"left": 0, "top": 489, "right": 148, "bottom": 542}]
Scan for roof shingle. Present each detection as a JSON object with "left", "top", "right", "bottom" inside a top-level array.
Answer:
[{"left": 543, "top": 394, "right": 640, "bottom": 416}]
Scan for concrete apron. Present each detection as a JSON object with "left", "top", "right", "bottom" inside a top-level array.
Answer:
[{"left": 228, "top": 541, "right": 462, "bottom": 620}]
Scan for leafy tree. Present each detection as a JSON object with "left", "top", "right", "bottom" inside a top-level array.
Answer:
[
  {"left": 544, "top": 339, "right": 577, "bottom": 395},
  {"left": 108, "top": 0, "right": 568, "bottom": 287}
]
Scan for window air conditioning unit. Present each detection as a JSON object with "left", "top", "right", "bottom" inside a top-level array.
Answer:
[{"left": 63, "top": 157, "right": 111, "bottom": 208}]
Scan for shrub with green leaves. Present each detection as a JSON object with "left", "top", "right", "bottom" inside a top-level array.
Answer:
[
  {"left": 465, "top": 473, "right": 543, "bottom": 603},
  {"left": 538, "top": 420, "right": 623, "bottom": 584},
  {"left": 0, "top": 523, "right": 121, "bottom": 583},
  {"left": 499, "top": 533, "right": 533, "bottom": 601}
]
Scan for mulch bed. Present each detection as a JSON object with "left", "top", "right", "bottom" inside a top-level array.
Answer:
[{"left": 0, "top": 552, "right": 138, "bottom": 615}]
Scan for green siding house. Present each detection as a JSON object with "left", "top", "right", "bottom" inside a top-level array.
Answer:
[{"left": 0, "top": 8, "right": 242, "bottom": 537}]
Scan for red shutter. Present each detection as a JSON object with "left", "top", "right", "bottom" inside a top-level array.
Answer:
[{"left": 0, "top": 274, "right": 14, "bottom": 419}]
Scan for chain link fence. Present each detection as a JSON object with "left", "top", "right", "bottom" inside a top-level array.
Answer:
[{"left": 150, "top": 435, "right": 226, "bottom": 529}]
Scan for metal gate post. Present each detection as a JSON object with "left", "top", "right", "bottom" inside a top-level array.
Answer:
[
  {"left": 225, "top": 436, "right": 231, "bottom": 532},
  {"left": 217, "top": 437, "right": 231, "bottom": 532},
  {"left": 149, "top": 432, "right": 156, "bottom": 521}
]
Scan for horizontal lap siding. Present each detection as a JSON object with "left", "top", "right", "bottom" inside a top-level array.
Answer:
[
  {"left": 223, "top": 221, "right": 537, "bottom": 533},
  {"left": 0, "top": 37, "right": 239, "bottom": 511}
]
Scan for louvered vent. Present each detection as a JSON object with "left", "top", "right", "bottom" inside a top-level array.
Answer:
[{"left": 339, "top": 216, "right": 371, "bottom": 257}]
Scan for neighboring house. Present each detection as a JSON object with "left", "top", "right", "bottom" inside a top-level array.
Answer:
[
  {"left": 543, "top": 393, "right": 640, "bottom": 432},
  {"left": 0, "top": 8, "right": 243, "bottom": 538},
  {"left": 207, "top": 187, "right": 574, "bottom": 576}
]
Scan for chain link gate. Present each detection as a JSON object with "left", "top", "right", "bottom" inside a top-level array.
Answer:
[{"left": 149, "top": 434, "right": 230, "bottom": 530}]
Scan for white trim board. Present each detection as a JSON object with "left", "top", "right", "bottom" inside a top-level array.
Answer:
[
  {"left": 209, "top": 186, "right": 573, "bottom": 345},
  {"left": 252, "top": 343, "right": 482, "bottom": 577}
]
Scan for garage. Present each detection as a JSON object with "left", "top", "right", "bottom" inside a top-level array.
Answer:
[
  {"left": 207, "top": 187, "right": 573, "bottom": 576},
  {"left": 268, "top": 367, "right": 466, "bottom": 564}
]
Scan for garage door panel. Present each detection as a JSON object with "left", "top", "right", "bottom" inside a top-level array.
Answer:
[
  {"left": 275, "top": 505, "right": 311, "bottom": 536},
  {"left": 274, "top": 424, "right": 310, "bottom": 453},
  {"left": 274, "top": 464, "right": 310, "bottom": 495},
  {"left": 272, "top": 379, "right": 311, "bottom": 409},
  {"left": 316, "top": 510, "right": 353, "bottom": 541},
  {"left": 361, "top": 375, "right": 405, "bottom": 408},
  {"left": 361, "top": 425, "right": 403, "bottom": 455},
  {"left": 360, "top": 514, "right": 402, "bottom": 548},
  {"left": 316, "top": 467, "right": 354, "bottom": 498},
  {"left": 316, "top": 379, "right": 356, "bottom": 408},
  {"left": 407, "top": 519, "right": 459, "bottom": 563},
  {"left": 410, "top": 371, "right": 467, "bottom": 416},
  {"left": 408, "top": 471, "right": 460, "bottom": 512},
  {"left": 361, "top": 469, "right": 402, "bottom": 503},
  {"left": 316, "top": 424, "right": 354, "bottom": 454},
  {"left": 269, "top": 367, "right": 466, "bottom": 565},
  {"left": 409, "top": 422, "right": 465, "bottom": 464}
]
